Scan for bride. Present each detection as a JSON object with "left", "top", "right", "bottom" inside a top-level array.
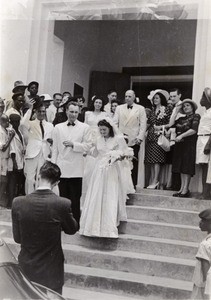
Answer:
[{"left": 79, "top": 118, "right": 134, "bottom": 238}]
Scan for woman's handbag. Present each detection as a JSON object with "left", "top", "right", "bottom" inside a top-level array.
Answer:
[{"left": 157, "top": 126, "right": 171, "bottom": 152}]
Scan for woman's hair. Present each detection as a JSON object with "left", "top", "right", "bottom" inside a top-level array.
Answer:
[
  {"left": 89, "top": 95, "right": 105, "bottom": 111},
  {"left": 152, "top": 92, "right": 167, "bottom": 107},
  {"left": 98, "top": 119, "right": 114, "bottom": 137}
]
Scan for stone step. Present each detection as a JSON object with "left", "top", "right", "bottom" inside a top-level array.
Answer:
[
  {"left": 135, "top": 188, "right": 179, "bottom": 195},
  {"left": 135, "top": 188, "right": 200, "bottom": 199},
  {"left": 126, "top": 205, "right": 199, "bottom": 226},
  {"left": 128, "top": 194, "right": 210, "bottom": 212},
  {"left": 3, "top": 237, "right": 196, "bottom": 282},
  {"left": 62, "top": 244, "right": 195, "bottom": 281},
  {"left": 64, "top": 264, "right": 192, "bottom": 299},
  {"left": 119, "top": 219, "right": 205, "bottom": 242},
  {"left": 0, "top": 219, "right": 205, "bottom": 244},
  {"left": 0, "top": 206, "right": 200, "bottom": 226},
  {"left": 62, "top": 233, "right": 198, "bottom": 260},
  {"left": 63, "top": 287, "right": 144, "bottom": 300},
  {"left": 2, "top": 239, "right": 194, "bottom": 299}
]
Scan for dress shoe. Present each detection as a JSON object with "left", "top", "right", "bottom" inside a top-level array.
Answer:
[
  {"left": 147, "top": 182, "right": 159, "bottom": 189},
  {"left": 179, "top": 190, "right": 191, "bottom": 198},
  {"left": 173, "top": 192, "right": 181, "bottom": 197}
]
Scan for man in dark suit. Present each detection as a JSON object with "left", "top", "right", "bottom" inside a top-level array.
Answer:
[{"left": 12, "top": 161, "right": 78, "bottom": 295}]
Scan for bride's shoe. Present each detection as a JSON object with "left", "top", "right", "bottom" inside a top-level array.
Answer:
[{"left": 147, "top": 182, "right": 159, "bottom": 189}]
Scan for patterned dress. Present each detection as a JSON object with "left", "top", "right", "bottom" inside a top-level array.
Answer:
[{"left": 145, "top": 106, "right": 172, "bottom": 164}]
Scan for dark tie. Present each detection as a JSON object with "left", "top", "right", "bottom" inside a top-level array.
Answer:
[
  {"left": 40, "top": 121, "right": 44, "bottom": 139},
  {"left": 67, "top": 122, "right": 75, "bottom": 126},
  {"left": 127, "top": 105, "right": 133, "bottom": 109}
]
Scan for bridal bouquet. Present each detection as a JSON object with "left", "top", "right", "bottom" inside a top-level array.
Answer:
[{"left": 100, "top": 148, "right": 134, "bottom": 169}]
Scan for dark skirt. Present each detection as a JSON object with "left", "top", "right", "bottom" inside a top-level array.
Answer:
[
  {"left": 145, "top": 141, "right": 167, "bottom": 164},
  {"left": 172, "top": 138, "right": 196, "bottom": 176}
]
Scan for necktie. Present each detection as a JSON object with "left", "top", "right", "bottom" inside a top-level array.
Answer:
[
  {"left": 40, "top": 121, "right": 44, "bottom": 139},
  {"left": 67, "top": 122, "right": 75, "bottom": 126},
  {"left": 127, "top": 105, "right": 133, "bottom": 109}
]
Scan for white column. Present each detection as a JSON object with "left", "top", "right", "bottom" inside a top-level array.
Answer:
[
  {"left": 192, "top": 0, "right": 211, "bottom": 112},
  {"left": 190, "top": 0, "right": 211, "bottom": 193}
]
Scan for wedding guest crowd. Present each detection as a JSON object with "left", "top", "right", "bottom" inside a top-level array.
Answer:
[{"left": 1, "top": 80, "right": 211, "bottom": 215}]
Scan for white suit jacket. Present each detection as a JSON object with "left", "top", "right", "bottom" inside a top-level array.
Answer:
[
  {"left": 113, "top": 103, "right": 147, "bottom": 146},
  {"left": 20, "top": 109, "right": 53, "bottom": 159},
  {"left": 51, "top": 120, "right": 91, "bottom": 178},
  {"left": 8, "top": 130, "right": 25, "bottom": 171}
]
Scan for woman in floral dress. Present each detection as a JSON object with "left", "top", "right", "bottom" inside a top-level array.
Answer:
[{"left": 145, "top": 90, "right": 172, "bottom": 189}]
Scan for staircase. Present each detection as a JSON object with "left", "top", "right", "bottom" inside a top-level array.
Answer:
[{"left": 0, "top": 188, "right": 210, "bottom": 300}]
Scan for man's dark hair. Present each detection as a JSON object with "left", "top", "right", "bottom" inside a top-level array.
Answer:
[
  {"left": 169, "top": 88, "right": 182, "bottom": 96},
  {"left": 66, "top": 101, "right": 79, "bottom": 110},
  {"left": 63, "top": 91, "right": 72, "bottom": 97},
  {"left": 107, "top": 89, "right": 117, "bottom": 95},
  {"left": 75, "top": 95, "right": 85, "bottom": 103},
  {"left": 39, "top": 161, "right": 61, "bottom": 184},
  {"left": 53, "top": 93, "right": 62, "bottom": 99}
]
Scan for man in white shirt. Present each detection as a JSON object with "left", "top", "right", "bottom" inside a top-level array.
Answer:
[
  {"left": 113, "top": 90, "right": 147, "bottom": 188},
  {"left": 20, "top": 101, "right": 54, "bottom": 194},
  {"left": 167, "top": 88, "right": 185, "bottom": 128},
  {"left": 7, "top": 114, "right": 25, "bottom": 207},
  {"left": 52, "top": 101, "right": 91, "bottom": 224},
  {"left": 46, "top": 93, "right": 62, "bottom": 123},
  {"left": 104, "top": 90, "right": 117, "bottom": 113}
]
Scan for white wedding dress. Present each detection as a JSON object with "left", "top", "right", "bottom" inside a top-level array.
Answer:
[{"left": 79, "top": 134, "right": 134, "bottom": 238}]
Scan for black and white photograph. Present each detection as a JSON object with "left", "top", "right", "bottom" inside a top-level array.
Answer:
[{"left": 1, "top": 0, "right": 211, "bottom": 299}]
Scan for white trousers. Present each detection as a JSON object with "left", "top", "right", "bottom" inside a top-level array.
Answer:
[{"left": 24, "top": 152, "right": 45, "bottom": 194}]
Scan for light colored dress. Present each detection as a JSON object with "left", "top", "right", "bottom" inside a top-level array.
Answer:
[
  {"left": 196, "top": 108, "right": 211, "bottom": 164},
  {"left": 81, "top": 111, "right": 109, "bottom": 205},
  {"left": 79, "top": 135, "right": 133, "bottom": 238},
  {"left": 192, "top": 233, "right": 211, "bottom": 299}
]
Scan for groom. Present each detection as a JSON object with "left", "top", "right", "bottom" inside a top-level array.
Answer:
[{"left": 52, "top": 101, "right": 91, "bottom": 224}]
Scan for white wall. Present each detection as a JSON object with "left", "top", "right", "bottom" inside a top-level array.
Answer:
[
  {"left": 55, "top": 20, "right": 196, "bottom": 101},
  {"left": 55, "top": 21, "right": 100, "bottom": 99}
]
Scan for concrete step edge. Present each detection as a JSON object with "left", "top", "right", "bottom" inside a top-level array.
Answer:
[
  {"left": 4, "top": 237, "right": 196, "bottom": 266},
  {"left": 64, "top": 264, "right": 193, "bottom": 291},
  {"left": 0, "top": 219, "right": 199, "bottom": 230},
  {"left": 119, "top": 234, "right": 199, "bottom": 247},
  {"left": 63, "top": 287, "right": 145, "bottom": 300},
  {"left": 63, "top": 243, "right": 195, "bottom": 266},
  {"left": 127, "top": 205, "right": 199, "bottom": 214},
  {"left": 126, "top": 219, "right": 199, "bottom": 229}
]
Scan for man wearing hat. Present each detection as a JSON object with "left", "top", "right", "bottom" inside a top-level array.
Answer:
[
  {"left": 23, "top": 81, "right": 41, "bottom": 116},
  {"left": 196, "top": 87, "right": 211, "bottom": 199},
  {"left": 5, "top": 81, "right": 27, "bottom": 111},
  {"left": 6, "top": 92, "right": 25, "bottom": 118},
  {"left": 192, "top": 208, "right": 211, "bottom": 299}
]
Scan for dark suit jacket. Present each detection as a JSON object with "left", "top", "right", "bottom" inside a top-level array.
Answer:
[{"left": 12, "top": 189, "right": 78, "bottom": 290}]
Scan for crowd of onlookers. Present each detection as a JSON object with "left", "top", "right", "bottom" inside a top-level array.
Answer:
[{"left": 0, "top": 80, "right": 211, "bottom": 210}]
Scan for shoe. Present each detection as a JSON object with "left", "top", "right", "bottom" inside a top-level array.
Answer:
[
  {"left": 173, "top": 192, "right": 181, "bottom": 197},
  {"left": 147, "top": 182, "right": 159, "bottom": 189},
  {"left": 179, "top": 191, "right": 191, "bottom": 198}
]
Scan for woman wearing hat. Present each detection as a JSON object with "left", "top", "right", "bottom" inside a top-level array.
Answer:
[
  {"left": 171, "top": 99, "right": 200, "bottom": 197},
  {"left": 196, "top": 88, "right": 211, "bottom": 199},
  {"left": 145, "top": 90, "right": 172, "bottom": 189}
]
